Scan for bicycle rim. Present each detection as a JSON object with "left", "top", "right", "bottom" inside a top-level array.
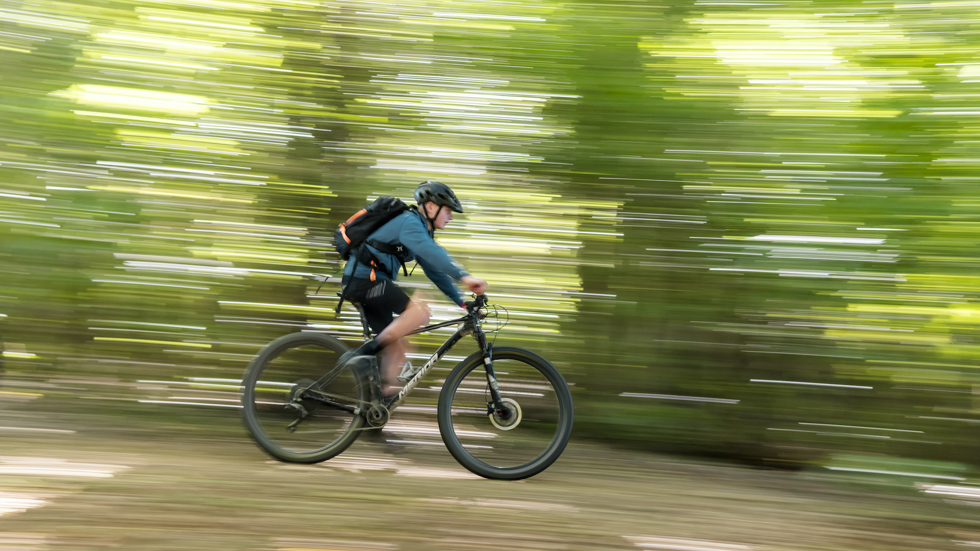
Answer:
[
  {"left": 242, "top": 333, "right": 365, "bottom": 463},
  {"left": 438, "top": 348, "right": 573, "bottom": 480}
]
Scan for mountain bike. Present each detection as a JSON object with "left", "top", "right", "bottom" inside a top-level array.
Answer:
[{"left": 240, "top": 294, "right": 574, "bottom": 480}]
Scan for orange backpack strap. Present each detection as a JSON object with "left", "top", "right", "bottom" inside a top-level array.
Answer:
[{"left": 345, "top": 208, "right": 367, "bottom": 225}]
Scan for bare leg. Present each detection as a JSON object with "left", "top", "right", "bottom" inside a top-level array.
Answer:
[
  {"left": 380, "top": 337, "right": 411, "bottom": 396},
  {"left": 375, "top": 293, "right": 430, "bottom": 396}
]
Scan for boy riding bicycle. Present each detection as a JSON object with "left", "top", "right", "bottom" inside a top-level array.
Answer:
[{"left": 338, "top": 180, "right": 487, "bottom": 402}]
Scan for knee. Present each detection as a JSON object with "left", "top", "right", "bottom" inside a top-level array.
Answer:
[
  {"left": 415, "top": 302, "right": 431, "bottom": 326},
  {"left": 399, "top": 297, "right": 430, "bottom": 328}
]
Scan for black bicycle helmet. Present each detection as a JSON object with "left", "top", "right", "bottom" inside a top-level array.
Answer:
[{"left": 414, "top": 180, "right": 463, "bottom": 213}]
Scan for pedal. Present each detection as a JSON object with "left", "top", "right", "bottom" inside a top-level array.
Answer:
[
  {"left": 285, "top": 401, "right": 308, "bottom": 418},
  {"left": 396, "top": 361, "right": 418, "bottom": 383},
  {"left": 285, "top": 402, "right": 309, "bottom": 433}
]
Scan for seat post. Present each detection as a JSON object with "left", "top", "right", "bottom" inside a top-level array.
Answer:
[{"left": 355, "top": 304, "right": 372, "bottom": 340}]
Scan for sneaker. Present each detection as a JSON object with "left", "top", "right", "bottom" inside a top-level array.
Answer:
[
  {"left": 336, "top": 339, "right": 380, "bottom": 370},
  {"left": 344, "top": 355, "right": 382, "bottom": 404},
  {"left": 345, "top": 354, "right": 377, "bottom": 379}
]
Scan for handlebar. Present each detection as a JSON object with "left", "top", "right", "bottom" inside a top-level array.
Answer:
[{"left": 463, "top": 294, "right": 489, "bottom": 314}]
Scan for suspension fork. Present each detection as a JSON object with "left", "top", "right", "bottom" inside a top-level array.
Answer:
[{"left": 476, "top": 329, "right": 511, "bottom": 420}]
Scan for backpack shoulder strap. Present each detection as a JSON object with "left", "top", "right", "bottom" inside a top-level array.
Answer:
[{"left": 365, "top": 239, "right": 408, "bottom": 277}]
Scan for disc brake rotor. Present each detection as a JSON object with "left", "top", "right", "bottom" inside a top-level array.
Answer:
[{"left": 489, "top": 397, "right": 522, "bottom": 431}]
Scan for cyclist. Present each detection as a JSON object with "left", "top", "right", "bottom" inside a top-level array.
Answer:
[{"left": 339, "top": 180, "right": 487, "bottom": 402}]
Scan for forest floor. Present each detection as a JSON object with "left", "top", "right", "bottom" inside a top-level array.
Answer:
[{"left": 0, "top": 397, "right": 977, "bottom": 551}]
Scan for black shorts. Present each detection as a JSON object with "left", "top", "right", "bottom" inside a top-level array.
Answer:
[{"left": 343, "top": 277, "right": 411, "bottom": 334}]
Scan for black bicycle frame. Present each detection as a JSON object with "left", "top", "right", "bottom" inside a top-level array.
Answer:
[
  {"left": 302, "top": 296, "right": 509, "bottom": 420},
  {"left": 387, "top": 303, "right": 507, "bottom": 415}
]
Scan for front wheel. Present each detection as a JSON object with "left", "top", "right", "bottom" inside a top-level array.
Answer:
[
  {"left": 437, "top": 347, "right": 573, "bottom": 480},
  {"left": 241, "top": 332, "right": 366, "bottom": 463}
]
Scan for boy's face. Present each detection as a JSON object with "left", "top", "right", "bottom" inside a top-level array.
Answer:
[{"left": 425, "top": 202, "right": 454, "bottom": 230}]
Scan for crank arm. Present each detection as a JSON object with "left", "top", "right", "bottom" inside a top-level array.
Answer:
[{"left": 285, "top": 401, "right": 309, "bottom": 433}]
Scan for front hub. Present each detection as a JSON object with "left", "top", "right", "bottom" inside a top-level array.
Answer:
[{"left": 488, "top": 397, "right": 522, "bottom": 431}]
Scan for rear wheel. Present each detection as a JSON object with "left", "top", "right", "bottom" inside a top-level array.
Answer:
[
  {"left": 241, "top": 332, "right": 366, "bottom": 463},
  {"left": 437, "top": 347, "right": 573, "bottom": 480}
]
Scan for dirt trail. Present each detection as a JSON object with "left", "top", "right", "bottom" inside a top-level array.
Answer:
[{"left": 0, "top": 405, "right": 973, "bottom": 551}]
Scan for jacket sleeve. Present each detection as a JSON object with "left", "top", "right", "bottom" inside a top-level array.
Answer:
[
  {"left": 417, "top": 256, "right": 466, "bottom": 305},
  {"left": 400, "top": 217, "right": 470, "bottom": 304}
]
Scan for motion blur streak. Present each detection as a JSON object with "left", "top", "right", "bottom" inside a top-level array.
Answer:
[{"left": 2, "top": 0, "right": 980, "bottom": 548}]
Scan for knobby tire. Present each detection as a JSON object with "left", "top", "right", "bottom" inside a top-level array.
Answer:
[
  {"left": 241, "top": 332, "right": 366, "bottom": 464},
  {"left": 437, "top": 346, "right": 573, "bottom": 480}
]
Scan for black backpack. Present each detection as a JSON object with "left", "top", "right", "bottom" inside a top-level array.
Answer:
[
  {"left": 334, "top": 196, "right": 409, "bottom": 261},
  {"left": 334, "top": 195, "right": 418, "bottom": 290}
]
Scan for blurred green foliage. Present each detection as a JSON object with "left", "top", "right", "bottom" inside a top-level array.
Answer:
[{"left": 1, "top": 0, "right": 979, "bottom": 467}]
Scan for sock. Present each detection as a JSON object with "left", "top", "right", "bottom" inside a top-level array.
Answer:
[{"left": 355, "top": 338, "right": 382, "bottom": 357}]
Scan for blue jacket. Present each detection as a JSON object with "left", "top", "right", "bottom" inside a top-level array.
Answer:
[{"left": 343, "top": 208, "right": 469, "bottom": 305}]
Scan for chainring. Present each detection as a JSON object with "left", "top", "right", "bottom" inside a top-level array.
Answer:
[{"left": 365, "top": 403, "right": 390, "bottom": 427}]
